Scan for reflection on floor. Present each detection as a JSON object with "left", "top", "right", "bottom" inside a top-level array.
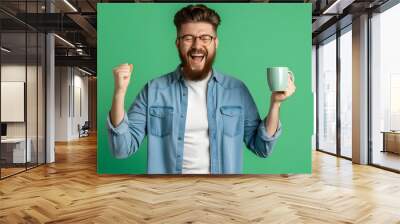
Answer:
[
  {"left": 0, "top": 162, "right": 42, "bottom": 178},
  {"left": 0, "top": 167, "right": 25, "bottom": 177},
  {"left": 340, "top": 147, "right": 352, "bottom": 158},
  {"left": 373, "top": 150, "right": 400, "bottom": 171}
]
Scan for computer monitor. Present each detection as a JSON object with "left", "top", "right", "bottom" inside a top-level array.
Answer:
[{"left": 1, "top": 123, "right": 7, "bottom": 137}]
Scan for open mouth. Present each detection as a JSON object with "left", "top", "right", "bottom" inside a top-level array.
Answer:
[{"left": 189, "top": 53, "right": 205, "bottom": 64}]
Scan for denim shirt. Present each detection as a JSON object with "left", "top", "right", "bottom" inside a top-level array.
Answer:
[{"left": 107, "top": 65, "right": 282, "bottom": 174}]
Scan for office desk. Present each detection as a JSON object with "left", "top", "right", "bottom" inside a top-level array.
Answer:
[
  {"left": 381, "top": 131, "right": 400, "bottom": 154},
  {"left": 1, "top": 138, "right": 31, "bottom": 163}
]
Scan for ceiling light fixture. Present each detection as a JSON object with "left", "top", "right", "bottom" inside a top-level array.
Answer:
[
  {"left": 63, "top": 0, "right": 78, "bottom": 12},
  {"left": 1, "top": 47, "right": 11, "bottom": 53},
  {"left": 322, "top": 0, "right": 354, "bottom": 15},
  {"left": 54, "top": 34, "right": 75, "bottom": 48},
  {"left": 77, "top": 67, "right": 93, "bottom": 76}
]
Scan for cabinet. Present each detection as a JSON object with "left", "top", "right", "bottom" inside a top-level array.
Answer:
[
  {"left": 382, "top": 131, "right": 400, "bottom": 154},
  {"left": 0, "top": 138, "right": 32, "bottom": 164}
]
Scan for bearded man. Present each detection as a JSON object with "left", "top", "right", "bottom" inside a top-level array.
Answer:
[{"left": 107, "top": 4, "right": 296, "bottom": 174}]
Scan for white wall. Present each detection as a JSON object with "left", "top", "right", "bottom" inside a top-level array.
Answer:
[
  {"left": 55, "top": 66, "right": 69, "bottom": 141},
  {"left": 72, "top": 72, "right": 89, "bottom": 138},
  {"left": 1, "top": 65, "right": 27, "bottom": 140},
  {"left": 1, "top": 65, "right": 39, "bottom": 137},
  {"left": 54, "top": 67, "right": 89, "bottom": 141}
]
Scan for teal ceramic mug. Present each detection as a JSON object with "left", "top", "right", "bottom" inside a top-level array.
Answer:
[{"left": 267, "top": 67, "right": 295, "bottom": 92}]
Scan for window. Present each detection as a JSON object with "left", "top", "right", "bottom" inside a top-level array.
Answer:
[
  {"left": 339, "top": 27, "right": 352, "bottom": 158},
  {"left": 317, "top": 35, "right": 337, "bottom": 154},
  {"left": 370, "top": 2, "right": 400, "bottom": 171}
]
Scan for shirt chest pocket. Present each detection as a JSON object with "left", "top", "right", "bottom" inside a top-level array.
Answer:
[
  {"left": 149, "top": 106, "right": 173, "bottom": 137},
  {"left": 220, "top": 106, "right": 242, "bottom": 137}
]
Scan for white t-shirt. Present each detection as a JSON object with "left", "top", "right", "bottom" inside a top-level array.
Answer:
[{"left": 182, "top": 73, "right": 211, "bottom": 174}]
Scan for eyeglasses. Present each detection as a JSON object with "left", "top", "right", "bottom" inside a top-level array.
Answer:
[{"left": 178, "top": 34, "right": 215, "bottom": 45}]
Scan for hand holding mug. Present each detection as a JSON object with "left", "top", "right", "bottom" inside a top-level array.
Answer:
[{"left": 267, "top": 67, "right": 296, "bottom": 104}]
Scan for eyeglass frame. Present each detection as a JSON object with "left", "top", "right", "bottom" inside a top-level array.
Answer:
[{"left": 177, "top": 34, "right": 216, "bottom": 45}]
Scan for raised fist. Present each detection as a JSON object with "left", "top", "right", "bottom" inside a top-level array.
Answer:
[{"left": 112, "top": 63, "right": 133, "bottom": 95}]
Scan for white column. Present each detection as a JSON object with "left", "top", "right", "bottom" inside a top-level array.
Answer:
[
  {"left": 312, "top": 45, "right": 317, "bottom": 150},
  {"left": 46, "top": 1, "right": 55, "bottom": 163},
  {"left": 352, "top": 14, "right": 369, "bottom": 164}
]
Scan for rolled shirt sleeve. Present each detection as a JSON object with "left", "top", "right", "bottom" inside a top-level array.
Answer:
[
  {"left": 241, "top": 83, "right": 282, "bottom": 158},
  {"left": 106, "top": 84, "right": 148, "bottom": 159},
  {"left": 257, "top": 119, "right": 282, "bottom": 142},
  {"left": 107, "top": 112, "right": 129, "bottom": 136}
]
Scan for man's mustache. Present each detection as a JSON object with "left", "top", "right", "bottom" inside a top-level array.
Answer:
[{"left": 187, "top": 48, "right": 208, "bottom": 57}]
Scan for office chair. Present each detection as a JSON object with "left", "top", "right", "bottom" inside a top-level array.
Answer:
[{"left": 78, "top": 121, "right": 90, "bottom": 138}]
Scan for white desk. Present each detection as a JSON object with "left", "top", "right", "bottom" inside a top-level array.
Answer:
[{"left": 1, "top": 138, "right": 31, "bottom": 163}]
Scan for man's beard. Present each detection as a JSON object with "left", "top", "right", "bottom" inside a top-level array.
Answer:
[{"left": 179, "top": 47, "right": 216, "bottom": 81}]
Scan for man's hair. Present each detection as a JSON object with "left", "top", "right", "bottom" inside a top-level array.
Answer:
[{"left": 174, "top": 4, "right": 221, "bottom": 32}]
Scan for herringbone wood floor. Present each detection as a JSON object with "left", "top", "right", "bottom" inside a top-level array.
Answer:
[{"left": 1, "top": 134, "right": 400, "bottom": 224}]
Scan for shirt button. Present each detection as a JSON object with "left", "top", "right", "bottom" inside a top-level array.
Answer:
[
  {"left": 183, "top": 93, "right": 186, "bottom": 96},
  {"left": 177, "top": 154, "right": 181, "bottom": 158},
  {"left": 178, "top": 137, "right": 182, "bottom": 141},
  {"left": 180, "top": 114, "right": 184, "bottom": 118}
]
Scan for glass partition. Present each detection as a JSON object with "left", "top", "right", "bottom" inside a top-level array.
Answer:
[
  {"left": 0, "top": 1, "right": 46, "bottom": 179},
  {"left": 1, "top": 30, "right": 28, "bottom": 177}
]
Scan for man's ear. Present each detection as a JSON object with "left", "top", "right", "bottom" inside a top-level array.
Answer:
[
  {"left": 215, "top": 37, "right": 219, "bottom": 49},
  {"left": 175, "top": 39, "right": 179, "bottom": 48}
]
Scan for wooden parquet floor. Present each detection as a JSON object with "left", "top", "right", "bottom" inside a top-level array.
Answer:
[{"left": 1, "top": 134, "right": 400, "bottom": 224}]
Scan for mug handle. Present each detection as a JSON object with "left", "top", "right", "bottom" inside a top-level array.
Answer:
[{"left": 288, "top": 70, "right": 295, "bottom": 82}]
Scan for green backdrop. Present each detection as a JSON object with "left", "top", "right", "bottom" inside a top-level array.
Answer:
[{"left": 97, "top": 3, "right": 312, "bottom": 174}]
